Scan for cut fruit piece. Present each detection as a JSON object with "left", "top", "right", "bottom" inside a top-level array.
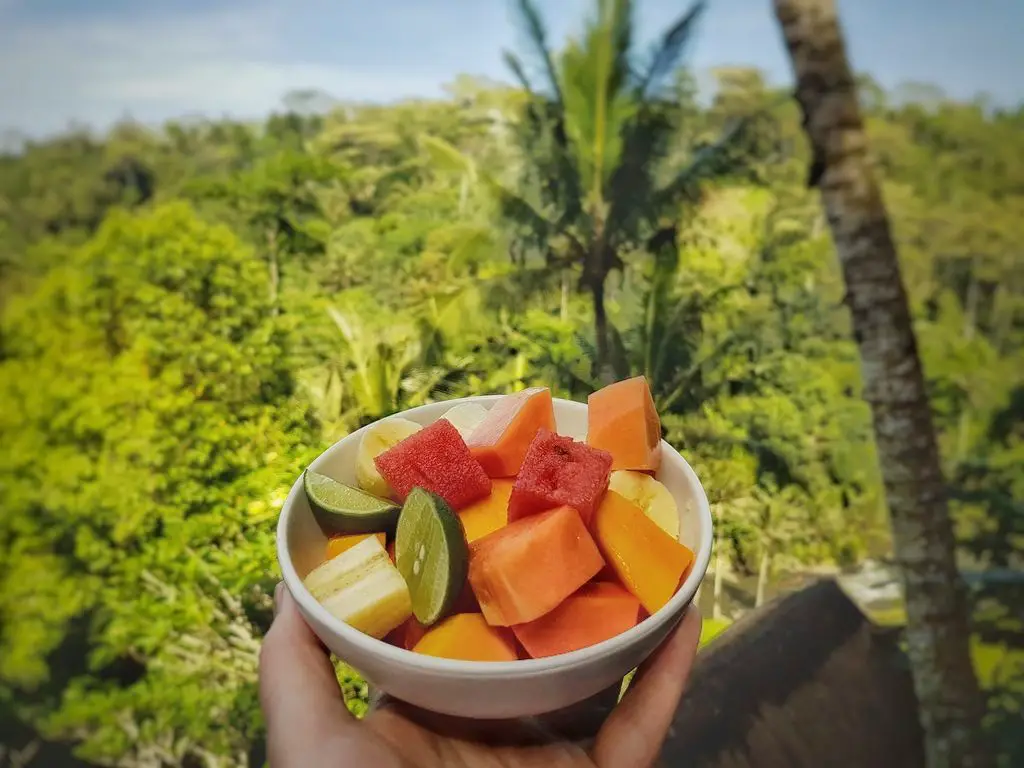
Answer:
[
  {"left": 468, "top": 388, "right": 555, "bottom": 477},
  {"left": 304, "top": 470, "right": 401, "bottom": 535},
  {"left": 458, "top": 479, "right": 512, "bottom": 543},
  {"left": 374, "top": 419, "right": 491, "bottom": 510},
  {"left": 412, "top": 613, "right": 518, "bottom": 662},
  {"left": 451, "top": 576, "right": 481, "bottom": 614},
  {"left": 468, "top": 505, "right": 604, "bottom": 626},
  {"left": 303, "top": 535, "right": 411, "bottom": 639},
  {"left": 386, "top": 615, "right": 429, "bottom": 650},
  {"left": 587, "top": 376, "right": 662, "bottom": 472},
  {"left": 607, "top": 470, "right": 679, "bottom": 538},
  {"left": 592, "top": 490, "right": 695, "bottom": 615},
  {"left": 442, "top": 402, "right": 489, "bottom": 441},
  {"left": 512, "top": 582, "right": 640, "bottom": 658},
  {"left": 356, "top": 417, "right": 423, "bottom": 498},
  {"left": 508, "top": 429, "right": 613, "bottom": 525},
  {"left": 326, "top": 532, "right": 387, "bottom": 561},
  {"left": 394, "top": 487, "right": 470, "bottom": 626}
]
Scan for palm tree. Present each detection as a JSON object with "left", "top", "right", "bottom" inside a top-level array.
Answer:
[
  {"left": 427, "top": 0, "right": 744, "bottom": 382},
  {"left": 772, "top": 1, "right": 989, "bottom": 766}
]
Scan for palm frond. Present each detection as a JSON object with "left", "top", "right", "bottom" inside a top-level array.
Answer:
[
  {"left": 326, "top": 304, "right": 377, "bottom": 413},
  {"left": 418, "top": 135, "right": 476, "bottom": 180},
  {"left": 446, "top": 225, "right": 495, "bottom": 272},
  {"left": 510, "top": 0, "right": 564, "bottom": 105},
  {"left": 503, "top": 50, "right": 534, "bottom": 93},
  {"left": 643, "top": 235, "right": 681, "bottom": 379},
  {"left": 604, "top": 103, "right": 675, "bottom": 243},
  {"left": 418, "top": 132, "right": 590, "bottom": 275},
  {"left": 484, "top": 177, "right": 554, "bottom": 241},
  {"left": 634, "top": 1, "right": 705, "bottom": 98},
  {"left": 559, "top": 0, "right": 636, "bottom": 208},
  {"left": 653, "top": 116, "right": 750, "bottom": 208}
]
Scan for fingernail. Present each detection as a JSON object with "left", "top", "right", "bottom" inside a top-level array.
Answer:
[{"left": 273, "top": 582, "right": 284, "bottom": 616}]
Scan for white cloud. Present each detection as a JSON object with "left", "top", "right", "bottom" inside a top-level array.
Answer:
[{"left": 0, "top": 2, "right": 443, "bottom": 137}]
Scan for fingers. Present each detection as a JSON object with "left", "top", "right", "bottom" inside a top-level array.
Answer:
[
  {"left": 259, "top": 583, "right": 354, "bottom": 767},
  {"left": 591, "top": 606, "right": 702, "bottom": 768},
  {"left": 372, "top": 693, "right": 563, "bottom": 747}
]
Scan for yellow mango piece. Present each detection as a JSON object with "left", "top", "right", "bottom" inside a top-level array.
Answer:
[
  {"left": 326, "top": 532, "right": 386, "bottom": 561},
  {"left": 458, "top": 479, "right": 512, "bottom": 543},
  {"left": 412, "top": 613, "right": 518, "bottom": 662},
  {"left": 591, "top": 491, "right": 695, "bottom": 615}
]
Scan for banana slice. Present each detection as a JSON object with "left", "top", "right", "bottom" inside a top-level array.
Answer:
[
  {"left": 607, "top": 470, "right": 679, "bottom": 539},
  {"left": 304, "top": 535, "right": 412, "bottom": 638},
  {"left": 356, "top": 417, "right": 422, "bottom": 498},
  {"left": 441, "top": 402, "right": 489, "bottom": 441}
]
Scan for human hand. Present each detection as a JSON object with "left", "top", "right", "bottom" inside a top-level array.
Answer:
[{"left": 259, "top": 584, "right": 701, "bottom": 767}]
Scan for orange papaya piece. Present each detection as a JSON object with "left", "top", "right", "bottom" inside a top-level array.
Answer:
[
  {"left": 587, "top": 376, "right": 662, "bottom": 472},
  {"left": 468, "top": 505, "right": 604, "bottom": 626},
  {"left": 468, "top": 388, "right": 555, "bottom": 477},
  {"left": 512, "top": 581, "right": 640, "bottom": 658}
]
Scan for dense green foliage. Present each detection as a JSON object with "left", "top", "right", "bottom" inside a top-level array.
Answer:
[{"left": 0, "top": 7, "right": 1021, "bottom": 765}]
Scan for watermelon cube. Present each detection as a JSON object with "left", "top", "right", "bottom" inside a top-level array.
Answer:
[
  {"left": 508, "top": 429, "right": 613, "bottom": 525},
  {"left": 374, "top": 419, "right": 491, "bottom": 510}
]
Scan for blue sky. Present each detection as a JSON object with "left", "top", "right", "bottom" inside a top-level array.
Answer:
[{"left": 0, "top": 0, "right": 1019, "bottom": 138}]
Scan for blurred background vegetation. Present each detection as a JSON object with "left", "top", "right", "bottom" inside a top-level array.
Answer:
[{"left": 0, "top": 0, "right": 1021, "bottom": 765}]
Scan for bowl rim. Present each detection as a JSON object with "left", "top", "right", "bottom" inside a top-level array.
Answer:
[{"left": 277, "top": 394, "right": 714, "bottom": 677}]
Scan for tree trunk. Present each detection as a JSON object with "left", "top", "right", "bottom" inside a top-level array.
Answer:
[
  {"left": 956, "top": 269, "right": 978, "bottom": 463},
  {"left": 772, "top": 2, "right": 989, "bottom": 766},
  {"left": 590, "top": 276, "right": 615, "bottom": 384},
  {"left": 561, "top": 271, "right": 570, "bottom": 323},
  {"left": 266, "top": 229, "right": 280, "bottom": 317},
  {"left": 755, "top": 543, "right": 771, "bottom": 608}
]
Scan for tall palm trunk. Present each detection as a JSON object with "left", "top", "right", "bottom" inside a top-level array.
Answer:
[
  {"left": 590, "top": 276, "right": 614, "bottom": 384},
  {"left": 772, "top": 2, "right": 988, "bottom": 766},
  {"left": 561, "top": 271, "right": 570, "bottom": 322},
  {"left": 266, "top": 228, "right": 280, "bottom": 317},
  {"left": 956, "top": 267, "right": 979, "bottom": 463}
]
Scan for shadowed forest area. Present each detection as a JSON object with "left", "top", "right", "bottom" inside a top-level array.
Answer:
[{"left": 0, "top": 1, "right": 1022, "bottom": 765}]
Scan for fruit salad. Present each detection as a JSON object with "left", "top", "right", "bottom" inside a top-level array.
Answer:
[{"left": 300, "top": 376, "right": 696, "bottom": 662}]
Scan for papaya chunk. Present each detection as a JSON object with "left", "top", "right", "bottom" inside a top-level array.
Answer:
[
  {"left": 591, "top": 491, "right": 694, "bottom": 615},
  {"left": 513, "top": 581, "right": 640, "bottom": 658},
  {"left": 468, "top": 388, "right": 555, "bottom": 477},
  {"left": 468, "top": 506, "right": 604, "bottom": 626},
  {"left": 587, "top": 376, "right": 662, "bottom": 472}
]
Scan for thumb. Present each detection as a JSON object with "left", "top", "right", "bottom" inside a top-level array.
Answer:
[
  {"left": 592, "top": 606, "right": 701, "bottom": 768},
  {"left": 259, "top": 583, "right": 354, "bottom": 765}
]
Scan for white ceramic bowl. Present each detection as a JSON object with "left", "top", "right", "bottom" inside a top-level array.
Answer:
[{"left": 277, "top": 395, "right": 713, "bottom": 719}]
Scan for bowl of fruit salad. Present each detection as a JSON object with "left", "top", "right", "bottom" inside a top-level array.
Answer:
[{"left": 277, "top": 378, "right": 713, "bottom": 719}]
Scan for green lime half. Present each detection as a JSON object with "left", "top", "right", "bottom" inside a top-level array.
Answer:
[
  {"left": 304, "top": 469, "right": 401, "bottom": 535},
  {"left": 395, "top": 487, "right": 469, "bottom": 626}
]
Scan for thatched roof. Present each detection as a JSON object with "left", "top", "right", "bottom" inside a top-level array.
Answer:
[{"left": 662, "top": 579, "right": 924, "bottom": 768}]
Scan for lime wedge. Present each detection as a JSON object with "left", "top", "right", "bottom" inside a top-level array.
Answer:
[
  {"left": 395, "top": 487, "right": 469, "bottom": 626},
  {"left": 304, "top": 470, "right": 400, "bottom": 535}
]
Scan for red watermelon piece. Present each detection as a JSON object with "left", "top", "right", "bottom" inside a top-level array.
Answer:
[
  {"left": 508, "top": 429, "right": 613, "bottom": 525},
  {"left": 374, "top": 419, "right": 491, "bottom": 510}
]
